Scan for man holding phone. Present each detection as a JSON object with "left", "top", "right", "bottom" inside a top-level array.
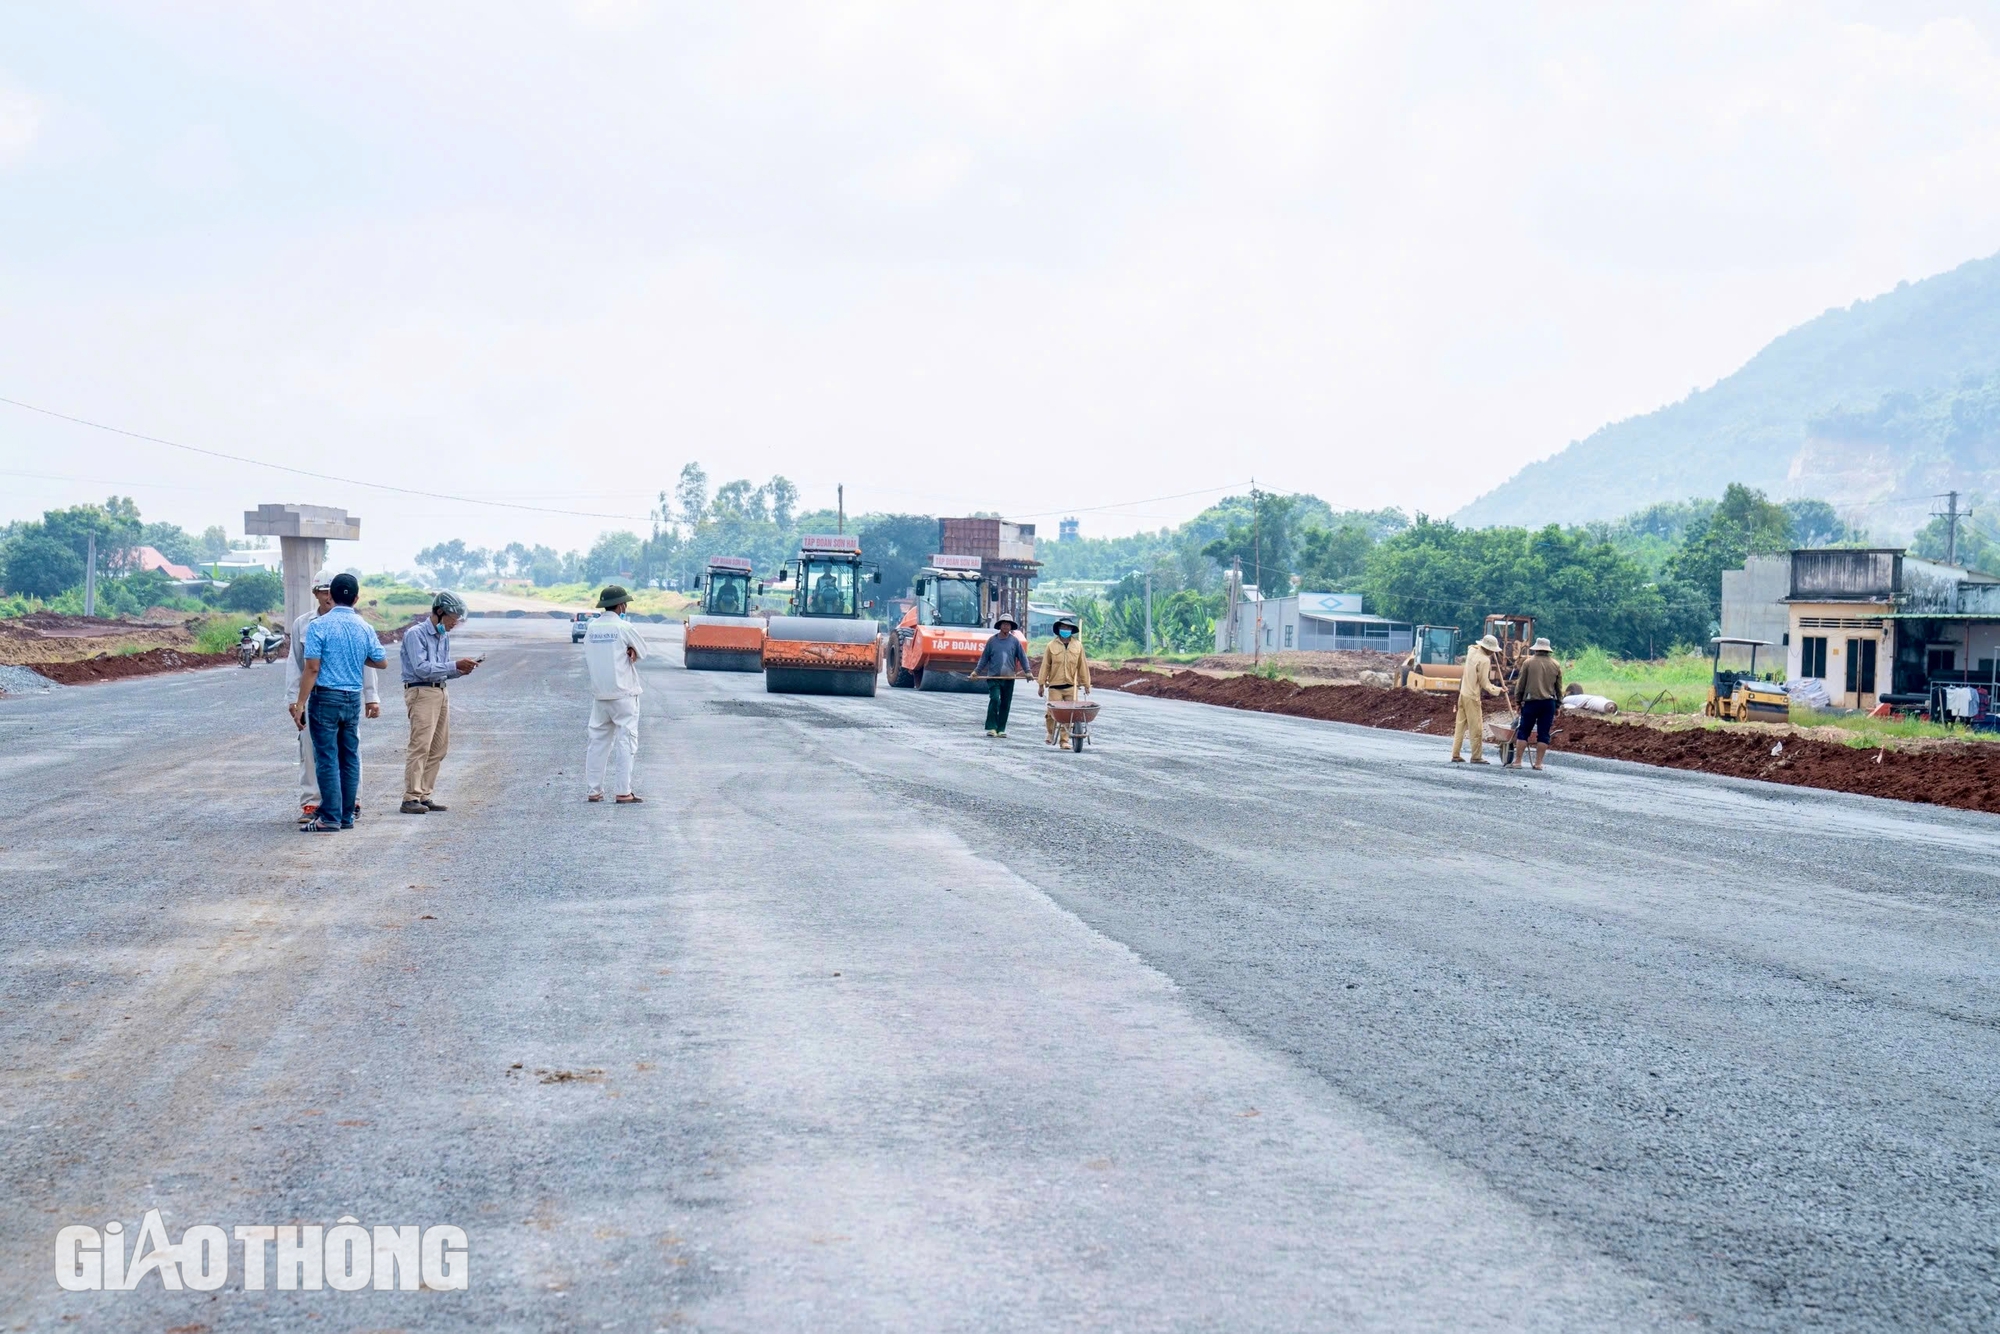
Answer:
[{"left": 398, "top": 590, "right": 479, "bottom": 815}]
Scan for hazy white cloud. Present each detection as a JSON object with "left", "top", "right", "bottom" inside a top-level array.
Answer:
[
  {"left": 5, "top": 3, "right": 2000, "bottom": 566},
  {"left": 0, "top": 80, "right": 41, "bottom": 165}
]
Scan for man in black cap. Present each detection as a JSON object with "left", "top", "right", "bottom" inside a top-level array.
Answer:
[{"left": 291, "top": 572, "right": 388, "bottom": 832}]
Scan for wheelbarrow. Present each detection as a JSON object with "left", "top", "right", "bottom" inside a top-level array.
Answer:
[
  {"left": 1045, "top": 696, "right": 1101, "bottom": 753},
  {"left": 1484, "top": 710, "right": 1520, "bottom": 766}
]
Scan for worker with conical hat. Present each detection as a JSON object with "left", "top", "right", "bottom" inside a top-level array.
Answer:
[
  {"left": 1509, "top": 637, "right": 1563, "bottom": 770},
  {"left": 972, "top": 612, "right": 1032, "bottom": 737},
  {"left": 1038, "top": 615, "right": 1092, "bottom": 747},
  {"left": 1450, "top": 632, "right": 1504, "bottom": 764}
]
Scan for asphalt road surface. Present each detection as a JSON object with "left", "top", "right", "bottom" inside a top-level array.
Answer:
[{"left": 3, "top": 617, "right": 1997, "bottom": 1332}]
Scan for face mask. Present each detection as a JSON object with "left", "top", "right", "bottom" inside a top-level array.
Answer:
[{"left": 1057, "top": 629, "right": 1073, "bottom": 639}]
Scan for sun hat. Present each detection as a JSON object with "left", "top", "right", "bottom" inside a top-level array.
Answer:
[
  {"left": 1477, "top": 633, "right": 1501, "bottom": 652},
  {"left": 993, "top": 613, "right": 1019, "bottom": 630},
  {"left": 1054, "top": 616, "right": 1080, "bottom": 633},
  {"left": 1530, "top": 637, "right": 1554, "bottom": 653},
  {"left": 597, "top": 585, "right": 631, "bottom": 609}
]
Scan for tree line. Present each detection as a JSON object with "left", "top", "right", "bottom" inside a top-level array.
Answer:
[{"left": 0, "top": 498, "right": 283, "bottom": 616}]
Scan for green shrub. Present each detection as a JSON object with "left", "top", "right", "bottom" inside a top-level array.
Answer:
[{"left": 220, "top": 570, "right": 284, "bottom": 612}]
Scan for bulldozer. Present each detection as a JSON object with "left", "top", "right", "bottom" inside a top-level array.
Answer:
[
  {"left": 1400, "top": 624, "right": 1463, "bottom": 694},
  {"left": 760, "top": 534, "right": 882, "bottom": 696},
  {"left": 1704, "top": 637, "right": 1790, "bottom": 722},
  {"left": 884, "top": 554, "right": 995, "bottom": 692},
  {"left": 683, "top": 555, "right": 764, "bottom": 672}
]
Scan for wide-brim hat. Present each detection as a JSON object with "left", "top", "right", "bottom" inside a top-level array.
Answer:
[
  {"left": 1477, "top": 634, "right": 1502, "bottom": 652},
  {"left": 993, "top": 614, "right": 1019, "bottom": 631},
  {"left": 1053, "top": 617, "right": 1079, "bottom": 632},
  {"left": 1530, "top": 637, "right": 1554, "bottom": 653},
  {"left": 597, "top": 585, "right": 631, "bottom": 608}
]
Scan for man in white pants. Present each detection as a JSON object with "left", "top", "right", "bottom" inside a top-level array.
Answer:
[
  {"left": 289, "top": 573, "right": 381, "bottom": 824},
  {"left": 583, "top": 585, "right": 649, "bottom": 804}
]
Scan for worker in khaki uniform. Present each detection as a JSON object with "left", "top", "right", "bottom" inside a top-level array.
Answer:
[
  {"left": 583, "top": 585, "right": 649, "bottom": 803},
  {"left": 1450, "top": 632, "right": 1504, "bottom": 764},
  {"left": 398, "top": 590, "right": 479, "bottom": 814},
  {"left": 1037, "top": 616, "right": 1092, "bottom": 746}
]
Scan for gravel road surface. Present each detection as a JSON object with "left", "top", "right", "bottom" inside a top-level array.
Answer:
[{"left": 3, "top": 618, "right": 1996, "bottom": 1331}]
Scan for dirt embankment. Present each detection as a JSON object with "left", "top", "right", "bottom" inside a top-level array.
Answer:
[
  {"left": 0, "top": 612, "right": 200, "bottom": 664},
  {"left": 31, "top": 647, "right": 238, "bottom": 684},
  {"left": 1094, "top": 668, "right": 2000, "bottom": 816}
]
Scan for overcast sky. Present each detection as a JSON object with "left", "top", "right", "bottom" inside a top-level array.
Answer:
[{"left": 5, "top": 1, "right": 2000, "bottom": 568}]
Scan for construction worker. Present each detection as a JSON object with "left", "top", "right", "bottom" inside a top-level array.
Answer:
[
  {"left": 809, "top": 570, "right": 845, "bottom": 614},
  {"left": 1038, "top": 615, "right": 1092, "bottom": 747},
  {"left": 1508, "top": 637, "right": 1564, "bottom": 771},
  {"left": 1450, "top": 632, "right": 1504, "bottom": 764},
  {"left": 290, "top": 573, "right": 388, "bottom": 832},
  {"left": 288, "top": 572, "right": 381, "bottom": 826},
  {"left": 713, "top": 579, "right": 743, "bottom": 614},
  {"left": 399, "top": 590, "right": 479, "bottom": 814},
  {"left": 583, "top": 585, "right": 649, "bottom": 803},
  {"left": 971, "top": 613, "right": 1031, "bottom": 737}
]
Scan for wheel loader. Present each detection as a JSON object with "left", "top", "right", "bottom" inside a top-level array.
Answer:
[
  {"left": 683, "top": 555, "right": 764, "bottom": 672},
  {"left": 1399, "top": 625, "right": 1463, "bottom": 693},
  {"left": 1704, "top": 637, "right": 1790, "bottom": 722},
  {"left": 884, "top": 554, "right": 995, "bottom": 692},
  {"left": 760, "top": 535, "right": 883, "bottom": 696}
]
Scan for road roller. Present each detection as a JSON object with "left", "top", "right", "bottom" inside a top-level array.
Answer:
[
  {"left": 683, "top": 555, "right": 765, "bottom": 672},
  {"left": 884, "top": 554, "right": 995, "bottom": 691},
  {"left": 760, "top": 534, "right": 882, "bottom": 696}
]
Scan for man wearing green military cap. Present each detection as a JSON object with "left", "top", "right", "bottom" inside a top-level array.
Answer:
[{"left": 583, "top": 585, "right": 650, "bottom": 803}]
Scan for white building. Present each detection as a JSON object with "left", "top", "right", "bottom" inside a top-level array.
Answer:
[{"left": 1215, "top": 587, "right": 1415, "bottom": 655}]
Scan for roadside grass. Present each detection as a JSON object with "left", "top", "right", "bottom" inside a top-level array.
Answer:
[
  {"left": 1565, "top": 647, "right": 1714, "bottom": 712},
  {"left": 1791, "top": 707, "right": 2000, "bottom": 746},
  {"left": 508, "top": 582, "right": 695, "bottom": 616},
  {"left": 192, "top": 616, "right": 245, "bottom": 654}
]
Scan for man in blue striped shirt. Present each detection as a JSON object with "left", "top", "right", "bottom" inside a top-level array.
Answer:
[{"left": 290, "top": 573, "right": 387, "bottom": 832}]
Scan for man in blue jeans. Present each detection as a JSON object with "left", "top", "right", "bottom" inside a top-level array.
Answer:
[{"left": 289, "top": 573, "right": 387, "bottom": 832}]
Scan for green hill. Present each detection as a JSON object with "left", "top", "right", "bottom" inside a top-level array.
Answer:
[{"left": 1457, "top": 250, "right": 2000, "bottom": 536}]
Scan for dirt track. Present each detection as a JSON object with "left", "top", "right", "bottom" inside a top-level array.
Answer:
[
  {"left": 1097, "top": 668, "right": 2000, "bottom": 815},
  {"left": 29, "top": 647, "right": 237, "bottom": 684}
]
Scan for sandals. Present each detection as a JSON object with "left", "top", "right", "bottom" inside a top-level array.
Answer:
[
  {"left": 615, "top": 794, "right": 643, "bottom": 804},
  {"left": 587, "top": 793, "right": 604, "bottom": 803}
]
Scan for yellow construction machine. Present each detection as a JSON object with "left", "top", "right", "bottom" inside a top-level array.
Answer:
[
  {"left": 1400, "top": 624, "right": 1463, "bottom": 694},
  {"left": 1704, "top": 637, "right": 1790, "bottom": 722}
]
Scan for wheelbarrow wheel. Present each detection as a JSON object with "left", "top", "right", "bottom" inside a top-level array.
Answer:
[{"left": 1069, "top": 729, "right": 1085, "bottom": 753}]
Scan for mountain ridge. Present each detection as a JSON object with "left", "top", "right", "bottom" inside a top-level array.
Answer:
[{"left": 1455, "top": 250, "right": 2000, "bottom": 536}]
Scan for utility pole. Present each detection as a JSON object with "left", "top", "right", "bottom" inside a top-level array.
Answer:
[
  {"left": 1251, "top": 482, "right": 1263, "bottom": 666},
  {"left": 837, "top": 484, "right": 845, "bottom": 535},
  {"left": 83, "top": 534, "right": 97, "bottom": 618},
  {"left": 1934, "top": 490, "right": 1970, "bottom": 566},
  {"left": 1143, "top": 571, "right": 1154, "bottom": 654}
]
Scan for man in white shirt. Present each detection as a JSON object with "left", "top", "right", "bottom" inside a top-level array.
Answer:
[
  {"left": 288, "top": 573, "right": 381, "bottom": 824},
  {"left": 582, "top": 585, "right": 650, "bottom": 804}
]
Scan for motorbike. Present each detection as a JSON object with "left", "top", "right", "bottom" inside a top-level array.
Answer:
[{"left": 237, "top": 623, "right": 286, "bottom": 667}]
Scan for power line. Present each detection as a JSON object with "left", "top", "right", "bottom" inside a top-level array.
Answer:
[
  {"left": 0, "top": 395, "right": 658, "bottom": 522},
  {"left": 1, "top": 393, "right": 1256, "bottom": 531}
]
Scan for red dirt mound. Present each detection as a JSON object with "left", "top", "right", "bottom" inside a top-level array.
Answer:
[
  {"left": 1100, "top": 668, "right": 2000, "bottom": 815},
  {"left": 32, "top": 648, "right": 236, "bottom": 685}
]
